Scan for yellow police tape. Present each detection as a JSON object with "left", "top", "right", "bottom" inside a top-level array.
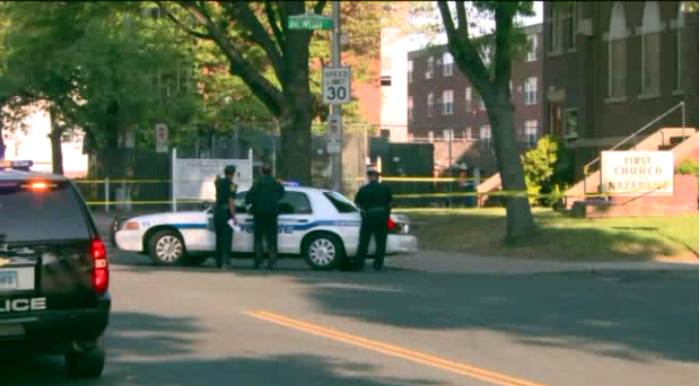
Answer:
[{"left": 74, "top": 177, "right": 479, "bottom": 184}]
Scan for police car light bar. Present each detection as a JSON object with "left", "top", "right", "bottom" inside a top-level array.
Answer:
[
  {"left": 280, "top": 181, "right": 300, "bottom": 187},
  {"left": 0, "top": 160, "right": 34, "bottom": 170}
]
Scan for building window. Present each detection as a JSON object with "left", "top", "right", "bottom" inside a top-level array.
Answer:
[
  {"left": 427, "top": 93, "right": 434, "bottom": 117},
  {"left": 408, "top": 97, "right": 414, "bottom": 122},
  {"left": 474, "top": 90, "right": 485, "bottom": 111},
  {"left": 640, "top": 1, "right": 662, "bottom": 96},
  {"left": 564, "top": 3, "right": 576, "bottom": 50},
  {"left": 408, "top": 60, "right": 413, "bottom": 83},
  {"left": 564, "top": 109, "right": 578, "bottom": 139},
  {"left": 675, "top": 5, "right": 684, "bottom": 91},
  {"left": 549, "top": 5, "right": 561, "bottom": 53},
  {"left": 480, "top": 126, "right": 491, "bottom": 150},
  {"left": 442, "top": 90, "right": 454, "bottom": 115},
  {"left": 443, "top": 52, "right": 454, "bottom": 76},
  {"left": 608, "top": 2, "right": 628, "bottom": 99},
  {"left": 527, "top": 35, "right": 537, "bottom": 61},
  {"left": 426, "top": 56, "right": 434, "bottom": 79},
  {"left": 524, "top": 77, "right": 538, "bottom": 105},
  {"left": 465, "top": 87, "right": 472, "bottom": 112},
  {"left": 465, "top": 127, "right": 472, "bottom": 140},
  {"left": 525, "top": 120, "right": 538, "bottom": 148}
]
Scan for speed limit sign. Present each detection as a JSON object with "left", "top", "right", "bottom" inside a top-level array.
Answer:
[{"left": 322, "top": 67, "right": 351, "bottom": 105}]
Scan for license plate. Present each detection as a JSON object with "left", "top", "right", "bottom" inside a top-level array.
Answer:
[
  {"left": 0, "top": 324, "right": 25, "bottom": 337},
  {"left": 0, "top": 271, "right": 18, "bottom": 290}
]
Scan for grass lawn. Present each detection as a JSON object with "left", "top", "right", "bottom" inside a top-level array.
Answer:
[{"left": 396, "top": 208, "right": 699, "bottom": 262}]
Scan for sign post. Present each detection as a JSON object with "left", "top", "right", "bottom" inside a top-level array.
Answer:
[
  {"left": 156, "top": 123, "right": 168, "bottom": 153},
  {"left": 327, "top": 115, "right": 341, "bottom": 154}
]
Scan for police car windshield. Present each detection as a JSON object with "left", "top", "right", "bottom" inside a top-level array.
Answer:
[
  {"left": 324, "top": 191, "right": 359, "bottom": 213},
  {"left": 0, "top": 183, "right": 90, "bottom": 243}
]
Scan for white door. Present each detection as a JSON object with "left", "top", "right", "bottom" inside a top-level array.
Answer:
[
  {"left": 276, "top": 191, "right": 315, "bottom": 255},
  {"left": 231, "top": 191, "right": 254, "bottom": 253}
]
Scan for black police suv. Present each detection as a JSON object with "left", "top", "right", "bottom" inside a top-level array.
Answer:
[{"left": 0, "top": 162, "right": 111, "bottom": 378}]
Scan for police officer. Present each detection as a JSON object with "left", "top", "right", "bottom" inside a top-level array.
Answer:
[
  {"left": 245, "top": 163, "right": 285, "bottom": 270},
  {"left": 213, "top": 165, "right": 238, "bottom": 269},
  {"left": 354, "top": 167, "right": 393, "bottom": 271}
]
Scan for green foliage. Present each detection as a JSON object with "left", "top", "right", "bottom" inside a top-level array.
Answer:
[
  {"left": 521, "top": 135, "right": 572, "bottom": 207},
  {"left": 676, "top": 160, "right": 699, "bottom": 176}
]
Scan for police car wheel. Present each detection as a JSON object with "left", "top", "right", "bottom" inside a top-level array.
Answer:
[
  {"left": 303, "top": 233, "right": 343, "bottom": 271},
  {"left": 148, "top": 230, "right": 186, "bottom": 266},
  {"left": 65, "top": 336, "right": 105, "bottom": 378}
]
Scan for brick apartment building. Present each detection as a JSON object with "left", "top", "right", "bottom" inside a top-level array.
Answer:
[
  {"left": 543, "top": 1, "right": 699, "bottom": 178},
  {"left": 407, "top": 24, "right": 543, "bottom": 176}
]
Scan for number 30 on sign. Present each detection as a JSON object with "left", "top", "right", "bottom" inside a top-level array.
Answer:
[{"left": 322, "top": 67, "right": 351, "bottom": 105}]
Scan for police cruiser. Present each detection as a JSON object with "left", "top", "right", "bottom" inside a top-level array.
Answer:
[
  {"left": 114, "top": 185, "right": 417, "bottom": 270},
  {"left": 0, "top": 160, "right": 110, "bottom": 378}
]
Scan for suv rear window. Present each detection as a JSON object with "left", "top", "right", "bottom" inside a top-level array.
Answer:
[
  {"left": 324, "top": 192, "right": 358, "bottom": 213},
  {"left": 0, "top": 181, "right": 91, "bottom": 243}
]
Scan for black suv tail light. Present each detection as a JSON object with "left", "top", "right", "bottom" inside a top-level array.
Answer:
[{"left": 91, "top": 239, "right": 109, "bottom": 295}]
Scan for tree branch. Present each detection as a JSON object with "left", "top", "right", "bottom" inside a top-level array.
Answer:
[
  {"left": 221, "top": 1, "right": 284, "bottom": 76},
  {"left": 174, "top": 1, "right": 283, "bottom": 115},
  {"left": 437, "top": 1, "right": 490, "bottom": 93},
  {"left": 156, "top": 2, "right": 213, "bottom": 40},
  {"left": 314, "top": 0, "right": 327, "bottom": 15},
  {"left": 265, "top": 1, "right": 286, "bottom": 54},
  {"left": 455, "top": 0, "right": 468, "bottom": 37}
]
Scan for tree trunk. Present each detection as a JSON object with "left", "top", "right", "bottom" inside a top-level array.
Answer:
[
  {"left": 277, "top": 101, "right": 312, "bottom": 185},
  {"left": 486, "top": 92, "right": 535, "bottom": 243},
  {"left": 48, "top": 107, "right": 64, "bottom": 175}
]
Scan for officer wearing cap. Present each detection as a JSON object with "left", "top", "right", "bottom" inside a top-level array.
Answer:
[
  {"left": 354, "top": 167, "right": 393, "bottom": 271},
  {"left": 213, "top": 165, "right": 238, "bottom": 269}
]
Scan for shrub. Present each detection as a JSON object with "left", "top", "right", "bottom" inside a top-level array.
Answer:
[{"left": 676, "top": 160, "right": 699, "bottom": 176}]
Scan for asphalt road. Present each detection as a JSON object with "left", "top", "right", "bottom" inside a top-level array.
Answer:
[{"left": 1, "top": 248, "right": 697, "bottom": 386}]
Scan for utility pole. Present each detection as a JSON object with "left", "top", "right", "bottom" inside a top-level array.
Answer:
[{"left": 330, "top": 1, "right": 343, "bottom": 193}]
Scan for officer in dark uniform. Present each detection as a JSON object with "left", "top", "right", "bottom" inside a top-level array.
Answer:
[
  {"left": 245, "top": 163, "right": 285, "bottom": 270},
  {"left": 213, "top": 165, "right": 238, "bottom": 269},
  {"left": 354, "top": 167, "right": 393, "bottom": 271}
]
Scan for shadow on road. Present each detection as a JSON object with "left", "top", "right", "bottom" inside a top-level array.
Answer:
[
  {"left": 286, "top": 268, "right": 699, "bottom": 363},
  {"left": 0, "top": 311, "right": 442, "bottom": 386}
]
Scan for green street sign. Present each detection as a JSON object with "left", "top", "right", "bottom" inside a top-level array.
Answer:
[{"left": 288, "top": 14, "right": 332, "bottom": 30}]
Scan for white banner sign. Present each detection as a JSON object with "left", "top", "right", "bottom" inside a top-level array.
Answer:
[
  {"left": 172, "top": 149, "right": 254, "bottom": 208},
  {"left": 601, "top": 151, "right": 674, "bottom": 195}
]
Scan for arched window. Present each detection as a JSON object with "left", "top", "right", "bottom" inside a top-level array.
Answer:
[
  {"left": 607, "top": 2, "right": 628, "bottom": 98},
  {"left": 640, "top": 1, "right": 663, "bottom": 96}
]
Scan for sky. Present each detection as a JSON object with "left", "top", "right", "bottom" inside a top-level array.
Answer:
[{"left": 407, "top": 1, "right": 544, "bottom": 50}]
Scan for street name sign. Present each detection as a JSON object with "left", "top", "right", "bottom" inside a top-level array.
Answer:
[{"left": 288, "top": 14, "right": 332, "bottom": 30}]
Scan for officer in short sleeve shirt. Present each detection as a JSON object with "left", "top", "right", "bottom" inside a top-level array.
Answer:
[
  {"left": 214, "top": 165, "right": 238, "bottom": 269},
  {"left": 354, "top": 167, "right": 393, "bottom": 271}
]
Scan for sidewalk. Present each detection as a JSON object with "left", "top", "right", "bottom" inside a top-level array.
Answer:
[{"left": 392, "top": 250, "right": 699, "bottom": 275}]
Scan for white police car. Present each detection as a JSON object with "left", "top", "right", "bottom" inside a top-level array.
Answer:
[{"left": 114, "top": 186, "right": 417, "bottom": 270}]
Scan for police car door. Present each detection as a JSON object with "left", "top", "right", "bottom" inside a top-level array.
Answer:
[
  {"left": 277, "top": 191, "right": 314, "bottom": 255},
  {"left": 231, "top": 191, "right": 254, "bottom": 253}
]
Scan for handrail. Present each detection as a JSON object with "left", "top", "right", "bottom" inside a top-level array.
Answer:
[{"left": 583, "top": 101, "right": 685, "bottom": 174}]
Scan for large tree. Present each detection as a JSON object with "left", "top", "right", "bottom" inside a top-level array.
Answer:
[
  {"left": 156, "top": 1, "right": 328, "bottom": 184},
  {"left": 436, "top": 1, "right": 535, "bottom": 243}
]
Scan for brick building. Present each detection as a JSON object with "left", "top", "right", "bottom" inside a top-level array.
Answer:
[
  {"left": 543, "top": 1, "right": 699, "bottom": 178},
  {"left": 407, "top": 24, "right": 543, "bottom": 176}
]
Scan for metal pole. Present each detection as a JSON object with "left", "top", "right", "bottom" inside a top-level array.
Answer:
[
  {"left": 330, "top": 1, "right": 343, "bottom": 193},
  {"left": 682, "top": 102, "right": 686, "bottom": 139},
  {"left": 105, "top": 178, "right": 110, "bottom": 214},
  {"left": 448, "top": 129, "right": 453, "bottom": 208}
]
